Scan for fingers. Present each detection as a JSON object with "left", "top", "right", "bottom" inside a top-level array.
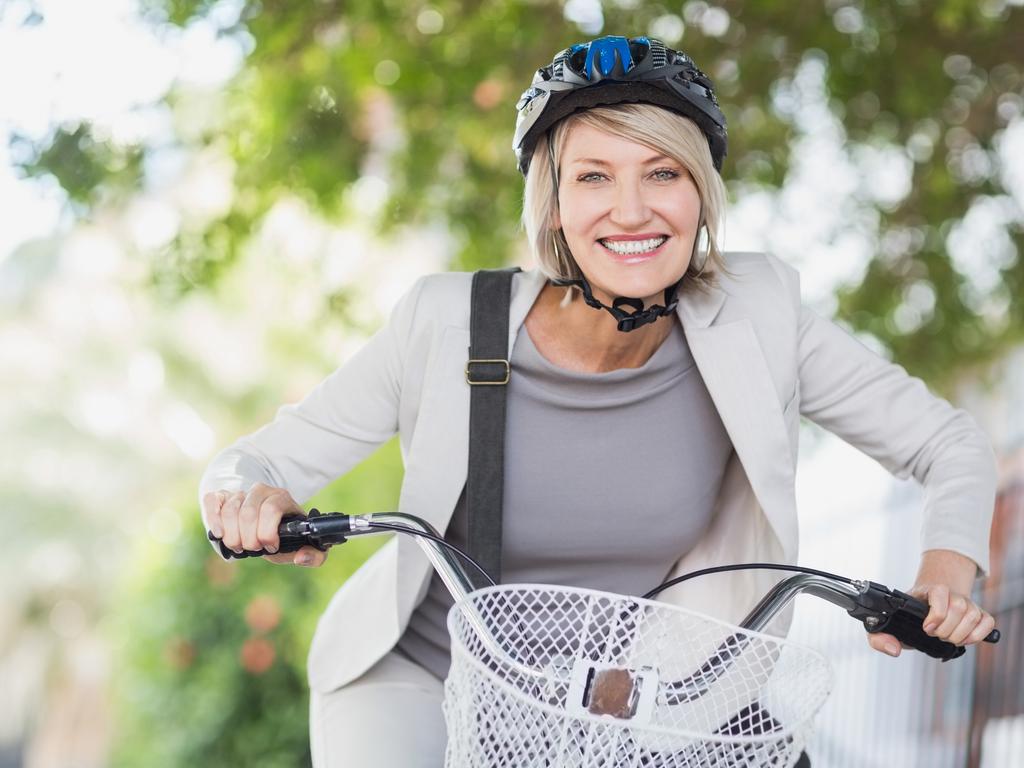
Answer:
[
  {"left": 237, "top": 483, "right": 271, "bottom": 552},
  {"left": 255, "top": 487, "right": 302, "bottom": 553},
  {"left": 219, "top": 490, "right": 247, "bottom": 553},
  {"left": 865, "top": 631, "right": 902, "bottom": 658},
  {"left": 262, "top": 546, "right": 328, "bottom": 567},
  {"left": 920, "top": 584, "right": 950, "bottom": 636},
  {"left": 867, "top": 581, "right": 996, "bottom": 656},
  {"left": 918, "top": 584, "right": 993, "bottom": 647},
  {"left": 237, "top": 482, "right": 301, "bottom": 553},
  {"left": 201, "top": 490, "right": 228, "bottom": 539},
  {"left": 203, "top": 485, "right": 325, "bottom": 568},
  {"left": 206, "top": 482, "right": 302, "bottom": 556},
  {"left": 945, "top": 602, "right": 981, "bottom": 645},
  {"left": 964, "top": 611, "right": 997, "bottom": 645}
]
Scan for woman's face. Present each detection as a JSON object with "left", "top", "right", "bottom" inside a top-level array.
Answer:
[{"left": 554, "top": 123, "right": 702, "bottom": 304}]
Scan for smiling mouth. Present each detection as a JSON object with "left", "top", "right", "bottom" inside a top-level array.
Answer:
[{"left": 598, "top": 236, "right": 669, "bottom": 256}]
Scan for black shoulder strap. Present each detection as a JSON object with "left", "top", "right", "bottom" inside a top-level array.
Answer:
[{"left": 465, "top": 267, "right": 521, "bottom": 586}]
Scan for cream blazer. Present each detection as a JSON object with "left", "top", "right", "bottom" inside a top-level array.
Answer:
[{"left": 198, "top": 252, "right": 996, "bottom": 694}]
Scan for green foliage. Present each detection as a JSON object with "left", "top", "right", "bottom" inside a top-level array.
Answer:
[
  {"left": 11, "top": 123, "right": 144, "bottom": 210},
  {"left": 22, "top": 1, "right": 1024, "bottom": 385},
  {"left": 110, "top": 439, "right": 402, "bottom": 766}
]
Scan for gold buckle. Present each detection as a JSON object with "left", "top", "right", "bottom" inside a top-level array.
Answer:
[{"left": 465, "top": 358, "right": 510, "bottom": 385}]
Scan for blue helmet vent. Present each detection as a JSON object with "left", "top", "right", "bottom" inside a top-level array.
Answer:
[{"left": 582, "top": 36, "right": 635, "bottom": 79}]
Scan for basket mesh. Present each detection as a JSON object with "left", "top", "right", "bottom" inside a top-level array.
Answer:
[{"left": 444, "top": 585, "right": 831, "bottom": 768}]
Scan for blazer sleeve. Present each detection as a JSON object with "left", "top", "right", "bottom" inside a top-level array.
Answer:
[
  {"left": 197, "top": 276, "right": 427, "bottom": 510},
  {"left": 767, "top": 255, "right": 997, "bottom": 576}
]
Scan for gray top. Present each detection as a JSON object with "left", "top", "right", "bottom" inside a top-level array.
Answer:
[{"left": 395, "top": 318, "right": 733, "bottom": 680}]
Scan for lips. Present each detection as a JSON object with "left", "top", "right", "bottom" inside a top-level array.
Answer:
[
  {"left": 597, "top": 236, "right": 669, "bottom": 263},
  {"left": 599, "top": 233, "right": 669, "bottom": 241}
]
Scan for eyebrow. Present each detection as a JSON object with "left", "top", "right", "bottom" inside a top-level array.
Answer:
[{"left": 568, "top": 154, "right": 673, "bottom": 167}]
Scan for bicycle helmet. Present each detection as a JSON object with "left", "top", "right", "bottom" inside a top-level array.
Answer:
[
  {"left": 512, "top": 35, "right": 728, "bottom": 332},
  {"left": 513, "top": 35, "right": 727, "bottom": 177}
]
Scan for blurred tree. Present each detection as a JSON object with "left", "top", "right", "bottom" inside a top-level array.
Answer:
[
  {"left": 10, "top": 124, "right": 143, "bottom": 210},
  {"left": 111, "top": 441, "right": 402, "bottom": 767},
  {"left": 16, "top": 0, "right": 1023, "bottom": 385}
]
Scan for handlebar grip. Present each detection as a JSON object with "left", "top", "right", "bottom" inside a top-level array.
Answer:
[
  {"left": 868, "top": 601, "right": 965, "bottom": 661},
  {"left": 868, "top": 590, "right": 1000, "bottom": 661},
  {"left": 207, "top": 513, "right": 317, "bottom": 560}
]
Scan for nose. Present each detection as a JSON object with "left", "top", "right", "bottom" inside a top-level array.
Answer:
[{"left": 609, "top": 178, "right": 651, "bottom": 228}]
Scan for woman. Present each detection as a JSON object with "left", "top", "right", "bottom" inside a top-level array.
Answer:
[{"left": 200, "top": 36, "right": 998, "bottom": 767}]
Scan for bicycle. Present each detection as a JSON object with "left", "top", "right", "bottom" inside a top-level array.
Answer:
[{"left": 210, "top": 510, "right": 1001, "bottom": 767}]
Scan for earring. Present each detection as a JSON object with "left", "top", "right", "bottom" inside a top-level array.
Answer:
[
  {"left": 552, "top": 230, "right": 572, "bottom": 268},
  {"left": 690, "top": 223, "right": 709, "bottom": 278}
]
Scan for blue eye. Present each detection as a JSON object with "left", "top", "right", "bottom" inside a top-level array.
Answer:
[{"left": 576, "top": 169, "right": 680, "bottom": 183}]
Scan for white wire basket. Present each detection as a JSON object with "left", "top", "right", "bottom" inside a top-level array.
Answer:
[{"left": 444, "top": 584, "right": 832, "bottom": 768}]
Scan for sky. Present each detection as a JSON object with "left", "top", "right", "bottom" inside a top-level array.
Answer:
[{"left": 0, "top": 0, "right": 245, "bottom": 262}]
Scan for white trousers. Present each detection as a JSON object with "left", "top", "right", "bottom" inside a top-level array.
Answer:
[{"left": 310, "top": 650, "right": 447, "bottom": 768}]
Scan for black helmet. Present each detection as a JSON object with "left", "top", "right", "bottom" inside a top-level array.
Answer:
[{"left": 513, "top": 35, "right": 727, "bottom": 176}]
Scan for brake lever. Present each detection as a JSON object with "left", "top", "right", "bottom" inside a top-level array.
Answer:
[{"left": 848, "top": 581, "right": 1000, "bottom": 662}]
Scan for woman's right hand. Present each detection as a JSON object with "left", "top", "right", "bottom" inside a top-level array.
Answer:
[{"left": 201, "top": 482, "right": 328, "bottom": 567}]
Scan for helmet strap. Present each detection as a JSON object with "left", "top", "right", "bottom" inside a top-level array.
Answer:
[{"left": 552, "top": 272, "right": 682, "bottom": 332}]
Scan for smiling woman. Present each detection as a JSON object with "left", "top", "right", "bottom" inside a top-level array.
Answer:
[{"left": 200, "top": 35, "right": 999, "bottom": 768}]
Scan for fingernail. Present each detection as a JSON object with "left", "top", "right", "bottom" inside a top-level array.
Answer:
[
  {"left": 296, "top": 553, "right": 313, "bottom": 566},
  {"left": 924, "top": 623, "right": 937, "bottom": 634},
  {"left": 212, "top": 527, "right": 223, "bottom": 539},
  {"left": 885, "top": 643, "right": 900, "bottom": 657},
  {"left": 266, "top": 545, "right": 278, "bottom": 554}
]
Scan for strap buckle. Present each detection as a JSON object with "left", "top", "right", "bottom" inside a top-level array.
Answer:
[{"left": 465, "top": 358, "right": 510, "bottom": 385}]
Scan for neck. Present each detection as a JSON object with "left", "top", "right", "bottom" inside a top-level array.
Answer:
[{"left": 525, "top": 282, "right": 676, "bottom": 373}]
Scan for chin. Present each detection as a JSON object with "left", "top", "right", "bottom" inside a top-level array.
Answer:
[{"left": 603, "top": 266, "right": 690, "bottom": 302}]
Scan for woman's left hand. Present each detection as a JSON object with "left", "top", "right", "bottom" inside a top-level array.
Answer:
[{"left": 865, "top": 549, "right": 996, "bottom": 657}]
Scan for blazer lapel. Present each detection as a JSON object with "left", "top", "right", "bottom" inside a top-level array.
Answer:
[
  {"left": 506, "top": 269, "right": 549, "bottom": 355},
  {"left": 677, "top": 285, "right": 798, "bottom": 560}
]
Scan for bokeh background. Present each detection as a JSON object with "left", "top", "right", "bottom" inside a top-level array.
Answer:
[{"left": 2, "top": 0, "right": 1023, "bottom": 766}]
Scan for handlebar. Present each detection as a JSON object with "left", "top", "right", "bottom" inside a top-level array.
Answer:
[{"left": 208, "top": 509, "right": 1000, "bottom": 663}]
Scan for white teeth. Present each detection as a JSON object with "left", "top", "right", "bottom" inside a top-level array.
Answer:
[{"left": 599, "top": 236, "right": 667, "bottom": 255}]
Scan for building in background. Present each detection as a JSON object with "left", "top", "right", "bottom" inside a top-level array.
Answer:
[{"left": 792, "top": 348, "right": 1024, "bottom": 767}]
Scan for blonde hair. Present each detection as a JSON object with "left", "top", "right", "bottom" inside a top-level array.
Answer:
[{"left": 520, "top": 103, "right": 727, "bottom": 291}]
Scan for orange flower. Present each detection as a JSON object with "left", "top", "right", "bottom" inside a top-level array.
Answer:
[
  {"left": 473, "top": 79, "right": 505, "bottom": 110},
  {"left": 240, "top": 636, "right": 276, "bottom": 674},
  {"left": 206, "top": 555, "right": 237, "bottom": 587},
  {"left": 244, "top": 594, "right": 282, "bottom": 633}
]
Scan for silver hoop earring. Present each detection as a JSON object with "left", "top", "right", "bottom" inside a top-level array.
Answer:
[
  {"left": 690, "top": 223, "right": 710, "bottom": 279},
  {"left": 693, "top": 251, "right": 708, "bottom": 279},
  {"left": 552, "top": 230, "right": 572, "bottom": 266}
]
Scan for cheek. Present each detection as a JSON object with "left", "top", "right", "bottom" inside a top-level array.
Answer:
[
  {"left": 553, "top": 193, "right": 575, "bottom": 230},
  {"left": 683, "top": 189, "right": 704, "bottom": 227},
  {"left": 558, "top": 197, "right": 595, "bottom": 236}
]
